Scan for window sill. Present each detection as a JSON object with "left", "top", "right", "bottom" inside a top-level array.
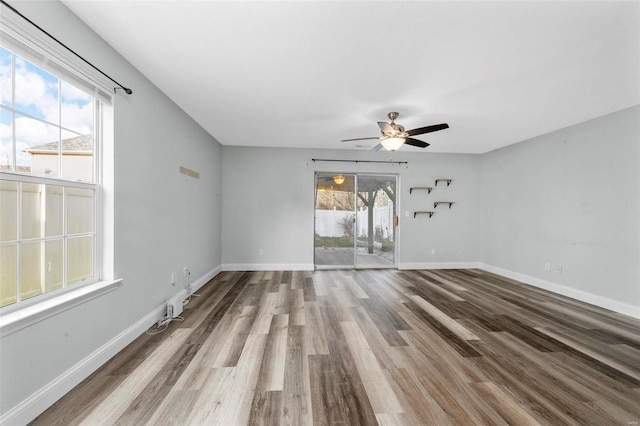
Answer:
[{"left": 0, "top": 279, "right": 123, "bottom": 337}]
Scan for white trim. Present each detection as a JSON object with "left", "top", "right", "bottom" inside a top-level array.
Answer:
[
  {"left": 191, "top": 265, "right": 222, "bottom": 293},
  {"left": 398, "top": 262, "right": 482, "bottom": 270},
  {"left": 0, "top": 266, "right": 222, "bottom": 426},
  {"left": 222, "top": 263, "right": 314, "bottom": 272},
  {"left": 0, "top": 279, "right": 123, "bottom": 337},
  {"left": 479, "top": 263, "right": 640, "bottom": 320}
]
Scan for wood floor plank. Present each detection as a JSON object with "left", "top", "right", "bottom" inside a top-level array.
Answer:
[
  {"left": 408, "top": 294, "right": 479, "bottom": 341},
  {"left": 172, "top": 311, "right": 235, "bottom": 390},
  {"left": 249, "top": 390, "right": 282, "bottom": 426},
  {"left": 302, "top": 276, "right": 317, "bottom": 301},
  {"left": 140, "top": 389, "right": 197, "bottom": 426},
  {"left": 256, "top": 313, "right": 289, "bottom": 392},
  {"left": 210, "top": 305, "right": 258, "bottom": 368},
  {"left": 287, "top": 287, "right": 305, "bottom": 326},
  {"left": 403, "top": 300, "right": 482, "bottom": 358},
  {"left": 304, "top": 301, "right": 330, "bottom": 355},
  {"left": 469, "top": 381, "right": 541, "bottom": 426},
  {"left": 32, "top": 269, "right": 640, "bottom": 426},
  {"left": 184, "top": 366, "right": 236, "bottom": 424},
  {"left": 383, "top": 367, "right": 453, "bottom": 426},
  {"left": 216, "top": 333, "right": 269, "bottom": 425},
  {"left": 280, "top": 325, "right": 312, "bottom": 426},
  {"left": 77, "top": 328, "right": 192, "bottom": 425},
  {"left": 340, "top": 320, "right": 404, "bottom": 414}
]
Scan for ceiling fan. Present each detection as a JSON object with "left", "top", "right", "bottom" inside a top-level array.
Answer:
[{"left": 342, "top": 112, "right": 449, "bottom": 152}]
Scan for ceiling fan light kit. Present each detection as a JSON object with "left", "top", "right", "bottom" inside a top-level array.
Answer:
[
  {"left": 341, "top": 111, "right": 449, "bottom": 152},
  {"left": 380, "top": 137, "right": 406, "bottom": 151}
]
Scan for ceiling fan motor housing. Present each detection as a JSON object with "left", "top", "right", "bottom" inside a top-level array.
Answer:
[
  {"left": 389, "top": 124, "right": 406, "bottom": 136},
  {"left": 385, "top": 112, "right": 407, "bottom": 137}
]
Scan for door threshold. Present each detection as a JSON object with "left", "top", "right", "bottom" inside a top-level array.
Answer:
[{"left": 314, "top": 265, "right": 354, "bottom": 270}]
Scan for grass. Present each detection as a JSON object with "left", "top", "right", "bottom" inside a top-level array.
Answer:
[{"left": 315, "top": 236, "right": 356, "bottom": 248}]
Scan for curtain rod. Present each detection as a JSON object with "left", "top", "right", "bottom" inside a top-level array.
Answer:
[
  {"left": 0, "top": 0, "right": 133, "bottom": 95},
  {"left": 312, "top": 158, "right": 408, "bottom": 165}
]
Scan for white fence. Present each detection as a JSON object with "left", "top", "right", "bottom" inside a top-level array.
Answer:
[{"left": 315, "top": 204, "right": 394, "bottom": 240}]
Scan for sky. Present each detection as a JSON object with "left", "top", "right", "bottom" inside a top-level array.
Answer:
[{"left": 0, "top": 46, "right": 94, "bottom": 169}]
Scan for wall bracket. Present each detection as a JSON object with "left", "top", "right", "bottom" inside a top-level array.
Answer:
[
  {"left": 410, "top": 186, "right": 433, "bottom": 194},
  {"left": 435, "top": 178, "right": 452, "bottom": 186},
  {"left": 414, "top": 211, "right": 435, "bottom": 218},
  {"left": 434, "top": 201, "right": 455, "bottom": 209}
]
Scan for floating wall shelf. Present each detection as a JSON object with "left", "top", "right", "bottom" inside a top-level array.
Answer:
[
  {"left": 414, "top": 211, "right": 435, "bottom": 218},
  {"left": 435, "top": 178, "right": 453, "bottom": 187},
  {"left": 410, "top": 186, "right": 433, "bottom": 194},
  {"left": 434, "top": 201, "right": 455, "bottom": 209}
]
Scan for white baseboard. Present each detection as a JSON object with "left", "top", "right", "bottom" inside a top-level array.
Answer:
[
  {"left": 398, "top": 262, "right": 481, "bottom": 270},
  {"left": 222, "top": 263, "right": 314, "bottom": 271},
  {"left": 0, "top": 265, "right": 223, "bottom": 426},
  {"left": 191, "top": 265, "right": 222, "bottom": 293},
  {"left": 479, "top": 263, "right": 640, "bottom": 319}
]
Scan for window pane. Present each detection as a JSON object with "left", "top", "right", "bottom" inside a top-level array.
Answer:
[
  {"left": 21, "top": 239, "right": 64, "bottom": 300},
  {"left": 67, "top": 235, "right": 93, "bottom": 286},
  {"left": 15, "top": 114, "right": 60, "bottom": 177},
  {"left": 22, "top": 183, "right": 63, "bottom": 239},
  {"left": 0, "top": 180, "right": 18, "bottom": 241},
  {"left": 0, "top": 108, "right": 12, "bottom": 171},
  {"left": 66, "top": 187, "right": 94, "bottom": 234},
  {"left": 14, "top": 55, "right": 59, "bottom": 124},
  {"left": 0, "top": 243, "right": 18, "bottom": 307},
  {"left": 0, "top": 47, "right": 11, "bottom": 108},
  {"left": 61, "top": 81, "right": 93, "bottom": 134},
  {"left": 60, "top": 129, "right": 94, "bottom": 182}
]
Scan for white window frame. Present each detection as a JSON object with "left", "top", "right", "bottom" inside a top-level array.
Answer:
[{"left": 0, "top": 4, "right": 120, "bottom": 333}]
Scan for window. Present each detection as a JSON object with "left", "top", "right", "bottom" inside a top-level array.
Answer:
[{"left": 0, "top": 43, "right": 101, "bottom": 309}]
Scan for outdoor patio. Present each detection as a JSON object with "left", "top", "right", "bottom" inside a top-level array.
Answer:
[{"left": 314, "top": 246, "right": 394, "bottom": 268}]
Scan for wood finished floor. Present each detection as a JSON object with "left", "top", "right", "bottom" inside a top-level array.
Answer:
[{"left": 33, "top": 269, "right": 640, "bottom": 425}]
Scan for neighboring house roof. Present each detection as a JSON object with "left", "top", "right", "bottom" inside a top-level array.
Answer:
[
  {"left": 0, "top": 165, "right": 30, "bottom": 172},
  {"left": 25, "top": 134, "right": 93, "bottom": 155}
]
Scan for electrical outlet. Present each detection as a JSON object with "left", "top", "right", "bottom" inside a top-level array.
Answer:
[
  {"left": 171, "top": 272, "right": 177, "bottom": 285},
  {"left": 183, "top": 267, "right": 190, "bottom": 277},
  {"left": 556, "top": 265, "right": 563, "bottom": 274},
  {"left": 544, "top": 262, "right": 551, "bottom": 271},
  {"left": 259, "top": 249, "right": 264, "bottom": 256},
  {"left": 431, "top": 248, "right": 436, "bottom": 255}
]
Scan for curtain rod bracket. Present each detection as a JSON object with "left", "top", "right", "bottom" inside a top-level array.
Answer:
[{"left": 114, "top": 87, "right": 133, "bottom": 95}]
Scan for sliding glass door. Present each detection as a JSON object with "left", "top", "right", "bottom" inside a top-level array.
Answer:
[
  {"left": 314, "top": 173, "right": 397, "bottom": 269},
  {"left": 314, "top": 173, "right": 356, "bottom": 268},
  {"left": 355, "top": 175, "right": 396, "bottom": 268}
]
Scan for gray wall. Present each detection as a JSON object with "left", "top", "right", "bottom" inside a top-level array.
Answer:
[
  {"left": 221, "top": 147, "right": 481, "bottom": 269},
  {"left": 0, "top": 0, "right": 222, "bottom": 416},
  {"left": 480, "top": 105, "right": 640, "bottom": 307}
]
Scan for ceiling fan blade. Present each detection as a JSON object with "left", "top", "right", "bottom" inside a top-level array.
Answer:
[
  {"left": 377, "top": 121, "right": 394, "bottom": 134},
  {"left": 370, "top": 143, "right": 384, "bottom": 153},
  {"left": 406, "top": 123, "right": 449, "bottom": 136},
  {"left": 405, "top": 138, "right": 430, "bottom": 148},
  {"left": 341, "top": 136, "right": 379, "bottom": 142}
]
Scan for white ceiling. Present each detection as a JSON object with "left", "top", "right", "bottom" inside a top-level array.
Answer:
[{"left": 62, "top": 0, "right": 639, "bottom": 154}]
